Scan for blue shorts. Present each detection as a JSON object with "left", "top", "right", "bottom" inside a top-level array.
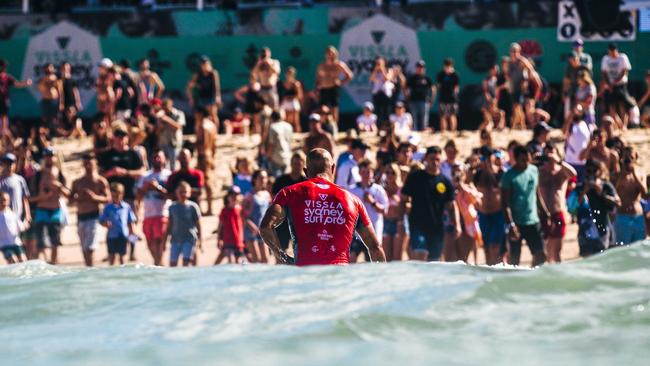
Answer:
[
  {"left": 383, "top": 218, "right": 398, "bottom": 236},
  {"left": 1, "top": 245, "right": 24, "bottom": 260},
  {"left": 107, "top": 236, "right": 128, "bottom": 255},
  {"left": 614, "top": 214, "right": 646, "bottom": 245},
  {"left": 409, "top": 229, "right": 443, "bottom": 261},
  {"left": 170, "top": 241, "right": 195, "bottom": 262},
  {"left": 478, "top": 211, "right": 507, "bottom": 247}
]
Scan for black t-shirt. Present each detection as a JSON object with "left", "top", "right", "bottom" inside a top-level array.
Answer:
[
  {"left": 402, "top": 169, "right": 455, "bottom": 233},
  {"left": 436, "top": 71, "right": 459, "bottom": 103},
  {"left": 113, "top": 79, "right": 131, "bottom": 111},
  {"left": 61, "top": 77, "right": 77, "bottom": 108},
  {"left": 407, "top": 74, "right": 433, "bottom": 102},
  {"left": 98, "top": 148, "right": 144, "bottom": 200},
  {"left": 272, "top": 173, "right": 306, "bottom": 196}
]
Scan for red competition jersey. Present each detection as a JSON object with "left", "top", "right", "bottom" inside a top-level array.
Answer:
[{"left": 272, "top": 177, "right": 371, "bottom": 266}]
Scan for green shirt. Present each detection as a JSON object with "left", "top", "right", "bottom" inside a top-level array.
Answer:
[{"left": 501, "top": 164, "right": 539, "bottom": 226}]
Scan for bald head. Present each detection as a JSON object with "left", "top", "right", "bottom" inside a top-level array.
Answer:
[{"left": 306, "top": 148, "right": 335, "bottom": 180}]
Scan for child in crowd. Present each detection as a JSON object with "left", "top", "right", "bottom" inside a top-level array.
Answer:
[
  {"left": 99, "top": 183, "right": 136, "bottom": 265},
  {"left": 356, "top": 102, "right": 378, "bottom": 133},
  {"left": 165, "top": 182, "right": 202, "bottom": 267},
  {"left": 0, "top": 192, "right": 26, "bottom": 264},
  {"left": 215, "top": 186, "right": 245, "bottom": 264},
  {"left": 224, "top": 107, "right": 251, "bottom": 137},
  {"left": 232, "top": 156, "right": 254, "bottom": 195},
  {"left": 389, "top": 101, "right": 413, "bottom": 139}
]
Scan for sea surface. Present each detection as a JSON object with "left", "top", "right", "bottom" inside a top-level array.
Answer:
[{"left": 1, "top": 242, "right": 649, "bottom": 366}]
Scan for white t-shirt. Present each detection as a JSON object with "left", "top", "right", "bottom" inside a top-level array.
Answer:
[
  {"left": 349, "top": 183, "right": 388, "bottom": 244},
  {"left": 565, "top": 120, "right": 591, "bottom": 166},
  {"left": 268, "top": 121, "right": 293, "bottom": 167},
  {"left": 356, "top": 113, "right": 377, "bottom": 131},
  {"left": 137, "top": 169, "right": 171, "bottom": 218},
  {"left": 0, "top": 210, "right": 23, "bottom": 247},
  {"left": 390, "top": 113, "right": 413, "bottom": 137},
  {"left": 601, "top": 54, "right": 631, "bottom": 85},
  {"left": 335, "top": 159, "right": 360, "bottom": 189}
]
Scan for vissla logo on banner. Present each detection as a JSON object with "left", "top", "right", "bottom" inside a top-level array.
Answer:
[
  {"left": 21, "top": 21, "right": 103, "bottom": 108},
  {"left": 339, "top": 14, "right": 422, "bottom": 107}
]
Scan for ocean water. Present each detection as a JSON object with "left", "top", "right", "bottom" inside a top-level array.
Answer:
[{"left": 1, "top": 243, "right": 649, "bottom": 366}]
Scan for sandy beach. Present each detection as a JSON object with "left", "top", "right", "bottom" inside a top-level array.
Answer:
[{"left": 45, "top": 127, "right": 650, "bottom": 267}]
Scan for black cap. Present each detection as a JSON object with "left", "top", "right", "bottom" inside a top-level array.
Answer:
[
  {"left": 199, "top": 55, "right": 210, "bottom": 63},
  {"left": 425, "top": 145, "right": 442, "bottom": 156},
  {"left": 113, "top": 128, "right": 128, "bottom": 137},
  {"left": 1, "top": 152, "right": 16, "bottom": 163},
  {"left": 479, "top": 146, "right": 494, "bottom": 157},
  {"left": 608, "top": 42, "right": 618, "bottom": 51},
  {"left": 415, "top": 60, "right": 425, "bottom": 67},
  {"left": 351, "top": 139, "right": 369, "bottom": 150}
]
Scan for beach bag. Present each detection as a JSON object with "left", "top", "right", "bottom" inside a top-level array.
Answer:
[{"left": 566, "top": 190, "right": 580, "bottom": 216}]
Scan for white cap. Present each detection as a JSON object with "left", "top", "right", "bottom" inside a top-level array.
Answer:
[
  {"left": 308, "top": 113, "right": 321, "bottom": 122},
  {"left": 98, "top": 58, "right": 113, "bottom": 68},
  {"left": 407, "top": 134, "right": 421, "bottom": 146},
  {"left": 363, "top": 102, "right": 374, "bottom": 111}
]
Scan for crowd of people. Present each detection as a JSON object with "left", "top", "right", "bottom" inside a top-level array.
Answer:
[{"left": 0, "top": 39, "right": 649, "bottom": 267}]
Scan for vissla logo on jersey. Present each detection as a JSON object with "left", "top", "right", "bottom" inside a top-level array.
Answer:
[
  {"left": 317, "top": 229, "right": 334, "bottom": 241},
  {"left": 311, "top": 245, "right": 319, "bottom": 253},
  {"left": 319, "top": 193, "right": 328, "bottom": 200}
]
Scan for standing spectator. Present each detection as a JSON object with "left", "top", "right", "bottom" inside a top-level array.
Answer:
[
  {"left": 119, "top": 59, "right": 142, "bottom": 111},
  {"left": 601, "top": 43, "right": 633, "bottom": 128},
  {"left": 0, "top": 153, "right": 31, "bottom": 230},
  {"left": 253, "top": 47, "right": 281, "bottom": 110},
  {"left": 614, "top": 147, "right": 648, "bottom": 245},
  {"left": 526, "top": 122, "right": 551, "bottom": 164},
  {"left": 500, "top": 145, "right": 549, "bottom": 267},
  {"left": 574, "top": 71, "right": 597, "bottom": 125},
  {"left": 264, "top": 110, "right": 293, "bottom": 177},
  {"left": 480, "top": 64, "right": 505, "bottom": 130},
  {"left": 136, "top": 150, "right": 171, "bottom": 266},
  {"left": 98, "top": 127, "right": 145, "bottom": 260},
  {"left": 304, "top": 113, "right": 335, "bottom": 156},
  {"left": 138, "top": 58, "right": 165, "bottom": 102},
  {"left": 349, "top": 159, "right": 388, "bottom": 263},
  {"left": 357, "top": 102, "right": 378, "bottom": 133},
  {"left": 441, "top": 139, "right": 460, "bottom": 180},
  {"left": 335, "top": 139, "right": 368, "bottom": 189},
  {"left": 232, "top": 157, "right": 254, "bottom": 196},
  {"left": 563, "top": 51, "right": 582, "bottom": 120},
  {"left": 506, "top": 43, "right": 530, "bottom": 130},
  {"left": 370, "top": 57, "right": 394, "bottom": 129},
  {"left": 165, "top": 182, "right": 202, "bottom": 267},
  {"left": 215, "top": 187, "right": 246, "bottom": 265},
  {"left": 155, "top": 98, "right": 185, "bottom": 171},
  {"left": 272, "top": 151, "right": 307, "bottom": 252},
  {"left": 382, "top": 163, "right": 406, "bottom": 261},
  {"left": 110, "top": 67, "right": 134, "bottom": 122},
  {"left": 30, "top": 149, "right": 69, "bottom": 264},
  {"left": 579, "top": 128, "right": 620, "bottom": 181},
  {"left": 0, "top": 191, "right": 26, "bottom": 264},
  {"left": 406, "top": 60, "right": 434, "bottom": 132},
  {"left": 474, "top": 147, "right": 505, "bottom": 265},
  {"left": 447, "top": 164, "right": 482, "bottom": 263},
  {"left": 96, "top": 59, "right": 115, "bottom": 124},
  {"left": 37, "top": 63, "right": 60, "bottom": 134},
  {"left": 70, "top": 154, "right": 110, "bottom": 267},
  {"left": 316, "top": 46, "right": 353, "bottom": 123},
  {"left": 58, "top": 62, "right": 81, "bottom": 116},
  {"left": 0, "top": 59, "right": 31, "bottom": 140},
  {"left": 279, "top": 67, "right": 303, "bottom": 132},
  {"left": 186, "top": 56, "right": 221, "bottom": 132},
  {"left": 435, "top": 58, "right": 460, "bottom": 132},
  {"left": 563, "top": 104, "right": 591, "bottom": 182},
  {"left": 401, "top": 146, "right": 460, "bottom": 261},
  {"left": 100, "top": 183, "right": 136, "bottom": 266},
  {"left": 194, "top": 106, "right": 217, "bottom": 216},
  {"left": 243, "top": 170, "right": 272, "bottom": 263},
  {"left": 234, "top": 73, "right": 264, "bottom": 135},
  {"left": 572, "top": 39, "right": 593, "bottom": 72},
  {"left": 538, "top": 145, "right": 577, "bottom": 263},
  {"left": 389, "top": 101, "right": 413, "bottom": 139},
  {"left": 576, "top": 159, "right": 620, "bottom": 257}
]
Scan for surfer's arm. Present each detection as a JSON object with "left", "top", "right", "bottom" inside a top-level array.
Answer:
[
  {"left": 357, "top": 225, "right": 386, "bottom": 263},
  {"left": 260, "top": 203, "right": 293, "bottom": 264}
]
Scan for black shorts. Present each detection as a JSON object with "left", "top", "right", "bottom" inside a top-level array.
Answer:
[
  {"left": 107, "top": 236, "right": 128, "bottom": 255},
  {"left": 349, "top": 233, "right": 369, "bottom": 258},
  {"left": 508, "top": 223, "right": 544, "bottom": 256},
  {"left": 319, "top": 86, "right": 340, "bottom": 107},
  {"left": 41, "top": 99, "right": 59, "bottom": 120},
  {"left": 0, "top": 100, "right": 9, "bottom": 115},
  {"left": 604, "top": 85, "right": 635, "bottom": 109},
  {"left": 35, "top": 222, "right": 63, "bottom": 249},
  {"left": 1, "top": 245, "right": 24, "bottom": 260}
]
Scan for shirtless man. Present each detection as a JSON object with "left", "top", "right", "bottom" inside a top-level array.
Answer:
[
  {"left": 194, "top": 106, "right": 217, "bottom": 216},
  {"left": 316, "top": 46, "right": 354, "bottom": 122},
  {"left": 539, "top": 145, "right": 577, "bottom": 263},
  {"left": 138, "top": 58, "right": 165, "bottom": 102},
  {"left": 473, "top": 147, "right": 505, "bottom": 265},
  {"left": 96, "top": 59, "right": 115, "bottom": 123},
  {"left": 303, "top": 113, "right": 335, "bottom": 157},
  {"left": 614, "top": 147, "right": 648, "bottom": 245},
  {"left": 37, "top": 63, "right": 60, "bottom": 132},
  {"left": 71, "top": 154, "right": 110, "bottom": 266},
  {"left": 579, "top": 128, "right": 620, "bottom": 181},
  {"left": 252, "top": 47, "right": 281, "bottom": 110},
  {"left": 30, "top": 150, "right": 70, "bottom": 264}
]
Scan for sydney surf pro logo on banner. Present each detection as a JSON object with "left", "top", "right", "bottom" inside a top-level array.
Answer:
[
  {"left": 339, "top": 14, "right": 421, "bottom": 107},
  {"left": 21, "top": 21, "right": 103, "bottom": 109}
]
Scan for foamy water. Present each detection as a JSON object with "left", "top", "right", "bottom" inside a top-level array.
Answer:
[{"left": 1, "top": 242, "right": 649, "bottom": 365}]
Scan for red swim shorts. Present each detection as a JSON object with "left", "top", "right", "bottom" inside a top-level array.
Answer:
[
  {"left": 143, "top": 216, "right": 168, "bottom": 241},
  {"left": 542, "top": 211, "right": 566, "bottom": 239}
]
